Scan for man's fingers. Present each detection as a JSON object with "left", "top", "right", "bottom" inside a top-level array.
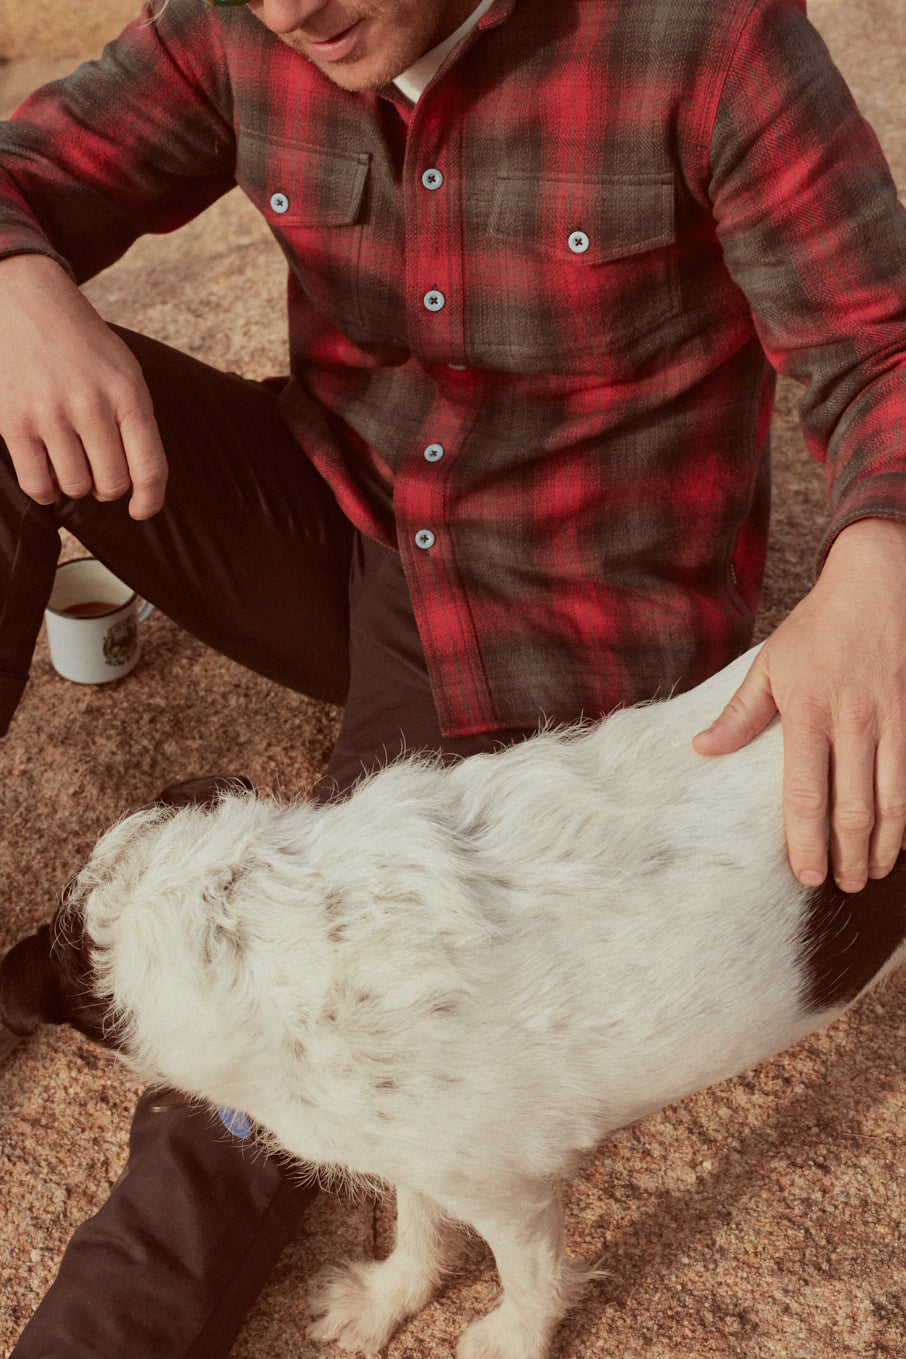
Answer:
[
  {"left": 868, "top": 738, "right": 906, "bottom": 880},
  {"left": 692, "top": 653, "right": 778, "bottom": 756},
  {"left": 4, "top": 434, "right": 59, "bottom": 504},
  {"left": 67, "top": 369, "right": 167, "bottom": 516},
  {"left": 77, "top": 394, "right": 167, "bottom": 514},
  {"left": 6, "top": 388, "right": 167, "bottom": 520},
  {"left": 785, "top": 702, "right": 906, "bottom": 894},
  {"left": 825, "top": 709, "right": 877, "bottom": 893},
  {"left": 780, "top": 713, "right": 831, "bottom": 889},
  {"left": 118, "top": 406, "right": 168, "bottom": 519},
  {"left": 45, "top": 425, "right": 98, "bottom": 501}
]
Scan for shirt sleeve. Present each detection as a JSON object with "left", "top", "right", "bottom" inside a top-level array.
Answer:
[
  {"left": 707, "top": 0, "right": 906, "bottom": 564},
  {"left": 0, "top": 0, "right": 238, "bottom": 284}
]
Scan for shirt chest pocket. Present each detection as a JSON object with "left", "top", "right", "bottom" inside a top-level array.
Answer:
[
  {"left": 236, "top": 129, "right": 371, "bottom": 330},
  {"left": 470, "top": 173, "right": 682, "bottom": 373}
]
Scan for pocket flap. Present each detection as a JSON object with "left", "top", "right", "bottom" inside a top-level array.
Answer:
[
  {"left": 238, "top": 130, "right": 370, "bottom": 227},
  {"left": 488, "top": 173, "right": 675, "bottom": 262}
]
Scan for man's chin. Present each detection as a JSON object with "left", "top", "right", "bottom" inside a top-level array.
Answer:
[
  {"left": 274, "top": 31, "right": 408, "bottom": 93},
  {"left": 307, "top": 59, "right": 398, "bottom": 92}
]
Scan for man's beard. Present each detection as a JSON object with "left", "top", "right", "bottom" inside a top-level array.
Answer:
[{"left": 267, "top": 17, "right": 430, "bottom": 93}]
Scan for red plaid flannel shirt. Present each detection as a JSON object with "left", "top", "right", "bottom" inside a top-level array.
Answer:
[{"left": 2, "top": 0, "right": 906, "bottom": 735}]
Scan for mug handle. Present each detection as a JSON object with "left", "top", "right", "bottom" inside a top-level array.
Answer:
[{"left": 138, "top": 600, "right": 154, "bottom": 622}]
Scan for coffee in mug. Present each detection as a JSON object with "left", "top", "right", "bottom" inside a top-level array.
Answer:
[
  {"left": 45, "top": 558, "right": 153, "bottom": 685},
  {"left": 60, "top": 600, "right": 122, "bottom": 619}
]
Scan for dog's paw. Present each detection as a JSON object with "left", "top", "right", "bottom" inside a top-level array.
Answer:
[
  {"left": 308, "top": 1257, "right": 428, "bottom": 1353},
  {"left": 456, "top": 1307, "right": 551, "bottom": 1359},
  {"left": 308, "top": 1260, "right": 396, "bottom": 1352}
]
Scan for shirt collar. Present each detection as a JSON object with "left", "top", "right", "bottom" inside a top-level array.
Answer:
[{"left": 393, "top": 0, "right": 500, "bottom": 103}]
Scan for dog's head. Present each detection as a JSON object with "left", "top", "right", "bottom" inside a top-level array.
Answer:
[{"left": 0, "top": 775, "right": 255, "bottom": 1053}]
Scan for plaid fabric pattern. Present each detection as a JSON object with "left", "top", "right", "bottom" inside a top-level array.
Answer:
[{"left": 2, "top": 0, "right": 906, "bottom": 734}]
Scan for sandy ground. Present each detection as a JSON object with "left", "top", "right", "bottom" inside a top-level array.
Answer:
[{"left": 1, "top": 2, "right": 906, "bottom": 1356}]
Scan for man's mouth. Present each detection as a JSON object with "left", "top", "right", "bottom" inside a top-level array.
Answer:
[{"left": 305, "top": 18, "right": 364, "bottom": 61}]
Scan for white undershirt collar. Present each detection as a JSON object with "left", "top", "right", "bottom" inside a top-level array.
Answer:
[{"left": 393, "top": 0, "right": 496, "bottom": 103}]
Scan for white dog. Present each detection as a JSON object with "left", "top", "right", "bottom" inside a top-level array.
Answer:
[{"left": 4, "top": 645, "right": 905, "bottom": 1359}]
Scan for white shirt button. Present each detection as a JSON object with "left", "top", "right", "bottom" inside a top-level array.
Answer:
[
  {"left": 568, "top": 231, "right": 590, "bottom": 254},
  {"left": 270, "top": 192, "right": 290, "bottom": 215},
  {"left": 424, "top": 443, "right": 444, "bottom": 462},
  {"left": 422, "top": 168, "right": 444, "bottom": 190},
  {"left": 424, "top": 290, "right": 446, "bottom": 312},
  {"left": 415, "top": 529, "right": 436, "bottom": 550}
]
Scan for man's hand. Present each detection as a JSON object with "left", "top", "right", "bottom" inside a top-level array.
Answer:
[
  {"left": 0, "top": 254, "right": 167, "bottom": 519},
  {"left": 692, "top": 518, "right": 906, "bottom": 892}
]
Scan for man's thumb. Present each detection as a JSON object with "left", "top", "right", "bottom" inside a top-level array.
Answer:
[{"left": 691, "top": 656, "right": 778, "bottom": 756}]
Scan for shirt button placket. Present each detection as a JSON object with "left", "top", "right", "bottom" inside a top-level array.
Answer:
[
  {"left": 415, "top": 441, "right": 444, "bottom": 556},
  {"left": 421, "top": 163, "right": 446, "bottom": 315},
  {"left": 414, "top": 140, "right": 461, "bottom": 361}
]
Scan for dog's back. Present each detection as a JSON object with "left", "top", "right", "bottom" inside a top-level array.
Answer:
[{"left": 22, "top": 647, "right": 902, "bottom": 1202}]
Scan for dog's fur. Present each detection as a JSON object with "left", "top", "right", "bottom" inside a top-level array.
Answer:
[{"left": 3, "top": 648, "right": 906, "bottom": 1359}]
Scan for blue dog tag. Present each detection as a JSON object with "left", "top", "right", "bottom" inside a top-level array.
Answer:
[{"left": 217, "top": 1105, "right": 253, "bottom": 1139}]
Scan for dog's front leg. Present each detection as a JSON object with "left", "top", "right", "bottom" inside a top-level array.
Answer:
[
  {"left": 454, "top": 1180, "right": 595, "bottom": 1359},
  {"left": 308, "top": 1184, "right": 462, "bottom": 1352}
]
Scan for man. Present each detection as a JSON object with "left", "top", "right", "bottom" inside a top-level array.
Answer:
[{"left": 1, "top": 0, "right": 905, "bottom": 1353}]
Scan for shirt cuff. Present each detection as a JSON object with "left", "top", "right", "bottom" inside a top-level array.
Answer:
[{"left": 0, "top": 240, "right": 77, "bottom": 282}]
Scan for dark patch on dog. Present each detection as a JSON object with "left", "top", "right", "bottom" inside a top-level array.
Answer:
[
  {"left": 202, "top": 920, "right": 246, "bottom": 971},
  {"left": 0, "top": 927, "right": 66, "bottom": 1037},
  {"left": 154, "top": 774, "right": 255, "bottom": 810},
  {"left": 800, "top": 849, "right": 906, "bottom": 1012},
  {"left": 640, "top": 844, "right": 682, "bottom": 875},
  {"left": 430, "top": 1000, "right": 458, "bottom": 1017},
  {"left": 222, "top": 865, "right": 248, "bottom": 895},
  {"left": 0, "top": 918, "right": 113, "bottom": 1046},
  {"left": 322, "top": 890, "right": 346, "bottom": 920}
]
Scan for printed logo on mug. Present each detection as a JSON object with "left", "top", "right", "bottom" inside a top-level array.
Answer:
[{"left": 45, "top": 558, "right": 154, "bottom": 685}]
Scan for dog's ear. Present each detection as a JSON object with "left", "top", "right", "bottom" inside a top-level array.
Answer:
[
  {"left": 0, "top": 926, "right": 68, "bottom": 1037},
  {"left": 155, "top": 774, "right": 255, "bottom": 810},
  {"left": 0, "top": 921, "right": 115, "bottom": 1046}
]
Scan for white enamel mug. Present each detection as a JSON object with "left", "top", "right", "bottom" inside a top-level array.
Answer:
[{"left": 44, "top": 558, "right": 153, "bottom": 685}]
